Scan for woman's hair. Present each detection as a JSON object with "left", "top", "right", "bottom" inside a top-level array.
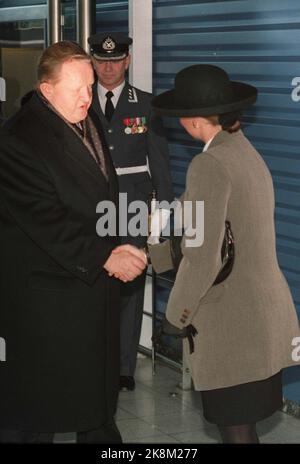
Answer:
[
  {"left": 37, "top": 41, "right": 91, "bottom": 86},
  {"left": 207, "top": 110, "right": 242, "bottom": 133}
]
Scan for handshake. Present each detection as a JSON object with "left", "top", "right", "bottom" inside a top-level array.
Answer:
[
  {"left": 104, "top": 244, "right": 148, "bottom": 282},
  {"left": 103, "top": 208, "right": 172, "bottom": 282}
]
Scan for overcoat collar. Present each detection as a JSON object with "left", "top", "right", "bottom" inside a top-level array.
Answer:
[
  {"left": 207, "top": 129, "right": 237, "bottom": 151},
  {"left": 28, "top": 92, "right": 111, "bottom": 187}
]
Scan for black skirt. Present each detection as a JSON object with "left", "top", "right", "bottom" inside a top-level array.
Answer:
[{"left": 201, "top": 371, "right": 282, "bottom": 426}]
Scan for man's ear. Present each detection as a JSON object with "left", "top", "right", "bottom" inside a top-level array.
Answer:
[
  {"left": 39, "top": 82, "right": 54, "bottom": 100},
  {"left": 125, "top": 54, "right": 131, "bottom": 71}
]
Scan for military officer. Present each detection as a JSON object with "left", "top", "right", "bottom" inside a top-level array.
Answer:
[{"left": 88, "top": 32, "right": 174, "bottom": 391}]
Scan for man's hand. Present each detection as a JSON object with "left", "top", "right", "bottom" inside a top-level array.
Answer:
[
  {"left": 112, "top": 244, "right": 147, "bottom": 262},
  {"left": 104, "top": 246, "right": 147, "bottom": 282}
]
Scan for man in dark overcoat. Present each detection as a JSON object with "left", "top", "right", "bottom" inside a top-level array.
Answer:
[{"left": 0, "top": 41, "right": 146, "bottom": 443}]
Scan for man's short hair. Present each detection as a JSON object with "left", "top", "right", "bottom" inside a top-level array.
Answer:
[{"left": 37, "top": 41, "right": 91, "bottom": 86}]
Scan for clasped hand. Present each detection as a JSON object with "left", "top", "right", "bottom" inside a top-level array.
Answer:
[{"left": 104, "top": 244, "right": 147, "bottom": 282}]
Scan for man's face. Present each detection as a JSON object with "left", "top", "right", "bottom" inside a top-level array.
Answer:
[
  {"left": 41, "top": 59, "right": 94, "bottom": 123},
  {"left": 92, "top": 55, "right": 130, "bottom": 90}
]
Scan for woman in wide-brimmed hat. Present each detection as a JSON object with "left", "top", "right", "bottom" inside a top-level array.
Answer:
[{"left": 149, "top": 65, "right": 300, "bottom": 443}]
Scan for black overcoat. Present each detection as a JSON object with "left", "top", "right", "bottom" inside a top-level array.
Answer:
[{"left": 0, "top": 92, "right": 120, "bottom": 432}]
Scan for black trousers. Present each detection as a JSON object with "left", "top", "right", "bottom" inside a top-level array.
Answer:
[
  {"left": 120, "top": 271, "right": 147, "bottom": 376},
  {"left": 0, "top": 420, "right": 122, "bottom": 444}
]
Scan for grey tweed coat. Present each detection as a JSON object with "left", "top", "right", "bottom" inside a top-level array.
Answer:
[{"left": 150, "top": 130, "right": 300, "bottom": 391}]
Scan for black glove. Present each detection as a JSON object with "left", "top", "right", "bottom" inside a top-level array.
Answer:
[
  {"left": 153, "top": 316, "right": 198, "bottom": 354},
  {"left": 162, "top": 317, "right": 187, "bottom": 338}
]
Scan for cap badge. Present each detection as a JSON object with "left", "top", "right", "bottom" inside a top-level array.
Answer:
[{"left": 102, "top": 36, "right": 116, "bottom": 51}]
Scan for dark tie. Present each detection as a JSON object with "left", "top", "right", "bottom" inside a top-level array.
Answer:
[{"left": 105, "top": 91, "right": 114, "bottom": 121}]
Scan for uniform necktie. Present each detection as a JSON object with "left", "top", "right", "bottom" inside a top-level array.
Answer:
[{"left": 105, "top": 91, "right": 114, "bottom": 121}]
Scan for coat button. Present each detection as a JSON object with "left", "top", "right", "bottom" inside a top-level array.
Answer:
[
  {"left": 108, "top": 128, "right": 113, "bottom": 133},
  {"left": 109, "top": 145, "right": 114, "bottom": 150}
]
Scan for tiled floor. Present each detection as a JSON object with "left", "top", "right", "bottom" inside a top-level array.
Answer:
[
  {"left": 115, "top": 355, "right": 300, "bottom": 444},
  {"left": 54, "top": 355, "right": 300, "bottom": 444}
]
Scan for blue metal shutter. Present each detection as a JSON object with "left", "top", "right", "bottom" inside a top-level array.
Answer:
[
  {"left": 153, "top": 0, "right": 300, "bottom": 403},
  {"left": 95, "top": 0, "right": 128, "bottom": 33}
]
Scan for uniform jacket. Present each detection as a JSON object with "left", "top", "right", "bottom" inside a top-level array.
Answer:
[
  {"left": 0, "top": 92, "right": 120, "bottom": 431},
  {"left": 150, "top": 130, "right": 300, "bottom": 391},
  {"left": 92, "top": 82, "right": 174, "bottom": 244}
]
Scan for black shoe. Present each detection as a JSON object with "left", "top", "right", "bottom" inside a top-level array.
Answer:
[{"left": 119, "top": 376, "right": 135, "bottom": 391}]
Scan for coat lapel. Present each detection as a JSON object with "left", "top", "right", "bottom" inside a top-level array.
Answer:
[
  {"left": 89, "top": 108, "right": 119, "bottom": 202},
  {"left": 109, "top": 83, "right": 130, "bottom": 122},
  {"left": 91, "top": 82, "right": 105, "bottom": 123},
  {"left": 30, "top": 92, "right": 111, "bottom": 187},
  {"left": 62, "top": 124, "right": 110, "bottom": 187}
]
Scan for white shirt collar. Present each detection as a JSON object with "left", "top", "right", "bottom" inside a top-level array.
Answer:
[
  {"left": 97, "top": 81, "right": 126, "bottom": 114},
  {"left": 202, "top": 137, "right": 214, "bottom": 152}
]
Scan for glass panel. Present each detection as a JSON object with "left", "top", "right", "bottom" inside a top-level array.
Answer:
[
  {"left": 0, "top": 19, "right": 45, "bottom": 47},
  {"left": 0, "top": 18, "right": 45, "bottom": 118},
  {"left": 0, "top": 1, "right": 46, "bottom": 7},
  {"left": 62, "top": 0, "right": 76, "bottom": 41}
]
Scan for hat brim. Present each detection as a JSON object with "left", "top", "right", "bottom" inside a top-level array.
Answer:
[
  {"left": 151, "top": 82, "right": 257, "bottom": 117},
  {"left": 92, "top": 52, "right": 128, "bottom": 61}
]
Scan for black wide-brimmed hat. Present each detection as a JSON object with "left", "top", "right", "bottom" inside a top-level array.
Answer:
[
  {"left": 88, "top": 32, "right": 132, "bottom": 61},
  {"left": 152, "top": 64, "right": 257, "bottom": 117}
]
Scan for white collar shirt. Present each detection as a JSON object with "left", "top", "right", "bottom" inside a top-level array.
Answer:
[
  {"left": 97, "top": 81, "right": 126, "bottom": 114},
  {"left": 202, "top": 136, "right": 215, "bottom": 152}
]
